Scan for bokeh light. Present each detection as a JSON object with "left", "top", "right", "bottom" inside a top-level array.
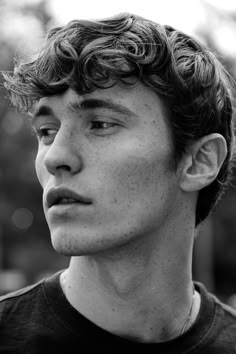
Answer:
[{"left": 11, "top": 208, "right": 34, "bottom": 231}]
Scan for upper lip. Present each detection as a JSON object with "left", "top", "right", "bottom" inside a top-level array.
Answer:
[{"left": 46, "top": 187, "right": 92, "bottom": 208}]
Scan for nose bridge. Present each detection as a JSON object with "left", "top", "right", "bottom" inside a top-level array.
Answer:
[{"left": 44, "top": 124, "right": 82, "bottom": 175}]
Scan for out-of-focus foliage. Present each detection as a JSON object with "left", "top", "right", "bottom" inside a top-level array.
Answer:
[{"left": 197, "top": 1, "right": 236, "bottom": 77}]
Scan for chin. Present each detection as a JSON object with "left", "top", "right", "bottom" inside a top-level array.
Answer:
[
  {"left": 50, "top": 228, "right": 116, "bottom": 257},
  {"left": 50, "top": 232, "right": 90, "bottom": 256},
  {"left": 49, "top": 225, "right": 141, "bottom": 257}
]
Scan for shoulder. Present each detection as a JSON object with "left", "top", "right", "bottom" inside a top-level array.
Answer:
[
  {"left": 196, "top": 282, "right": 236, "bottom": 350},
  {"left": 0, "top": 278, "right": 45, "bottom": 317},
  {"left": 0, "top": 270, "right": 63, "bottom": 322},
  {"left": 214, "top": 294, "right": 236, "bottom": 332},
  {"left": 0, "top": 273, "right": 63, "bottom": 350},
  {"left": 196, "top": 281, "right": 236, "bottom": 317},
  {"left": 213, "top": 299, "right": 236, "bottom": 351},
  {"left": 0, "top": 270, "right": 63, "bottom": 315},
  {"left": 0, "top": 280, "right": 43, "bottom": 302}
]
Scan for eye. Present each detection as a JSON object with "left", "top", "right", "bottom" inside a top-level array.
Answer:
[
  {"left": 90, "top": 121, "right": 117, "bottom": 129},
  {"left": 34, "top": 127, "right": 58, "bottom": 145},
  {"left": 89, "top": 120, "right": 120, "bottom": 135}
]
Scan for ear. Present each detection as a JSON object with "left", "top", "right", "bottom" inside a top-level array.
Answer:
[{"left": 179, "top": 133, "right": 227, "bottom": 192}]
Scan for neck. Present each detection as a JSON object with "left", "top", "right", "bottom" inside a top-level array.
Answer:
[{"left": 61, "top": 224, "right": 198, "bottom": 342}]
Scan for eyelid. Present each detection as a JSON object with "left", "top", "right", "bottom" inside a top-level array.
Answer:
[
  {"left": 89, "top": 113, "right": 125, "bottom": 124},
  {"left": 32, "top": 119, "right": 58, "bottom": 130},
  {"left": 31, "top": 114, "right": 59, "bottom": 128},
  {"left": 32, "top": 122, "right": 58, "bottom": 143}
]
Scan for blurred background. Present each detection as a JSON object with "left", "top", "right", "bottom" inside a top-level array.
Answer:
[{"left": 0, "top": 0, "right": 236, "bottom": 307}]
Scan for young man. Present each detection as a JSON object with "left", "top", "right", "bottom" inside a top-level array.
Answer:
[{"left": 1, "top": 12, "right": 236, "bottom": 353}]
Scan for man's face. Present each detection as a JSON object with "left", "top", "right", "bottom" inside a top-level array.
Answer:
[{"left": 33, "top": 83, "right": 180, "bottom": 256}]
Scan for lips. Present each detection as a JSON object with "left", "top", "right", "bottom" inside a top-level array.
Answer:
[{"left": 46, "top": 187, "right": 92, "bottom": 208}]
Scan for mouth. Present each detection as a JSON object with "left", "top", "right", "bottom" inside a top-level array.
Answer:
[{"left": 46, "top": 187, "right": 92, "bottom": 208}]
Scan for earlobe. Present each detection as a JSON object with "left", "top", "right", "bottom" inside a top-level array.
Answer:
[{"left": 179, "top": 134, "right": 227, "bottom": 192}]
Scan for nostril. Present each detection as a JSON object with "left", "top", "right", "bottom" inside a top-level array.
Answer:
[
  {"left": 44, "top": 152, "right": 72, "bottom": 175},
  {"left": 56, "top": 165, "right": 71, "bottom": 172}
]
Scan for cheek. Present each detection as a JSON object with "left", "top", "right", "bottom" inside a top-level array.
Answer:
[
  {"left": 35, "top": 150, "right": 46, "bottom": 187},
  {"left": 102, "top": 144, "right": 175, "bottom": 207}
]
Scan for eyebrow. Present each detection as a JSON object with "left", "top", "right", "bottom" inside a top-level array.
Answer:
[
  {"left": 31, "top": 105, "right": 54, "bottom": 124},
  {"left": 68, "top": 98, "right": 138, "bottom": 118},
  {"left": 31, "top": 97, "right": 138, "bottom": 125}
]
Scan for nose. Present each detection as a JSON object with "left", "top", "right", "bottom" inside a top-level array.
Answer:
[{"left": 44, "top": 128, "right": 83, "bottom": 176}]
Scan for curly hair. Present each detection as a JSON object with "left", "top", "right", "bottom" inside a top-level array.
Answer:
[{"left": 3, "top": 12, "right": 235, "bottom": 226}]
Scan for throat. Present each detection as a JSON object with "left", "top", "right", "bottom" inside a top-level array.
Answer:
[{"left": 60, "top": 261, "right": 199, "bottom": 343}]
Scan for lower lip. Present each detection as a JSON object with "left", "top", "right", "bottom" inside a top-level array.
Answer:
[{"left": 48, "top": 202, "right": 92, "bottom": 214}]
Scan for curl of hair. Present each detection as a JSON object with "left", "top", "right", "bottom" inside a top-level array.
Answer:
[{"left": 3, "top": 12, "right": 235, "bottom": 225}]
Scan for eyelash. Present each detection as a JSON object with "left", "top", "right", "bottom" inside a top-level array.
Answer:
[
  {"left": 36, "top": 128, "right": 56, "bottom": 137},
  {"left": 89, "top": 121, "right": 117, "bottom": 130}
]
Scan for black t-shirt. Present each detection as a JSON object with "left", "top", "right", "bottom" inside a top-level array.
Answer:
[{"left": 0, "top": 271, "right": 236, "bottom": 353}]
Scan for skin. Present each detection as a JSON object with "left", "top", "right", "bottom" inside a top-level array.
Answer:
[{"left": 32, "top": 82, "right": 226, "bottom": 342}]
